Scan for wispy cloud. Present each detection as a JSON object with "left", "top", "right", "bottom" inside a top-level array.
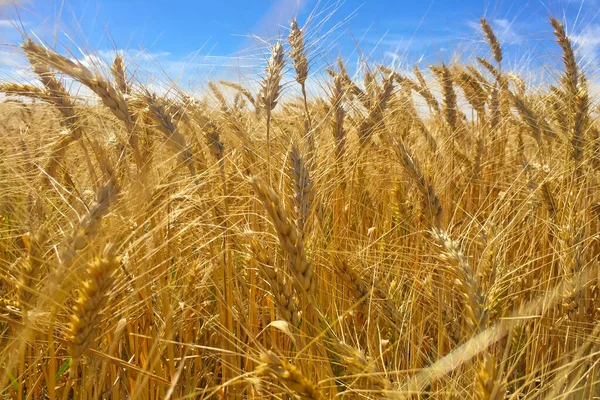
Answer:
[
  {"left": 466, "top": 18, "right": 523, "bottom": 45},
  {"left": 248, "top": 0, "right": 309, "bottom": 39}
]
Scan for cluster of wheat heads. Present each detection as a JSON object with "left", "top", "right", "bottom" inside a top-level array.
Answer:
[{"left": 0, "top": 15, "right": 599, "bottom": 399}]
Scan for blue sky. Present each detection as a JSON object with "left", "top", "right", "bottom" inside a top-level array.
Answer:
[{"left": 1, "top": 0, "right": 599, "bottom": 90}]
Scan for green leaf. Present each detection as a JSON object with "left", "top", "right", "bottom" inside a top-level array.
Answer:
[
  {"left": 55, "top": 358, "right": 71, "bottom": 382},
  {"left": 6, "top": 370, "right": 18, "bottom": 391}
]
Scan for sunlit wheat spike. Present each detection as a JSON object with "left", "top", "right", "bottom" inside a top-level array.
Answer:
[
  {"left": 111, "top": 53, "right": 130, "bottom": 95},
  {"left": 261, "top": 41, "right": 285, "bottom": 114},
  {"left": 480, "top": 18, "right": 503, "bottom": 66},
  {"left": 550, "top": 17, "right": 579, "bottom": 99},
  {"left": 288, "top": 18, "right": 308, "bottom": 85}
]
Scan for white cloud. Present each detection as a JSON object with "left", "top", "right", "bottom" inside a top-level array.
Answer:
[
  {"left": 572, "top": 24, "right": 600, "bottom": 65},
  {"left": 493, "top": 19, "right": 523, "bottom": 45}
]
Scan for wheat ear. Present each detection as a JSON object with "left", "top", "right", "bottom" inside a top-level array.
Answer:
[
  {"left": 333, "top": 256, "right": 401, "bottom": 328},
  {"left": 261, "top": 41, "right": 285, "bottom": 167},
  {"left": 0, "top": 83, "right": 48, "bottom": 101},
  {"left": 288, "top": 144, "right": 314, "bottom": 239},
  {"left": 22, "top": 40, "right": 132, "bottom": 129},
  {"left": 111, "top": 53, "right": 130, "bottom": 95},
  {"left": 508, "top": 91, "right": 551, "bottom": 154},
  {"left": 219, "top": 80, "right": 256, "bottom": 111},
  {"left": 480, "top": 18, "right": 503, "bottom": 67},
  {"left": 250, "top": 239, "right": 298, "bottom": 326},
  {"left": 68, "top": 245, "right": 119, "bottom": 373},
  {"left": 413, "top": 65, "right": 441, "bottom": 113},
  {"left": 337, "top": 342, "right": 390, "bottom": 394},
  {"left": 22, "top": 39, "right": 143, "bottom": 167},
  {"left": 474, "top": 353, "right": 505, "bottom": 400},
  {"left": 288, "top": 18, "right": 314, "bottom": 161},
  {"left": 431, "top": 63, "right": 457, "bottom": 133},
  {"left": 144, "top": 91, "right": 196, "bottom": 176},
  {"left": 550, "top": 17, "right": 579, "bottom": 99},
  {"left": 18, "top": 231, "right": 47, "bottom": 313},
  {"left": 391, "top": 141, "right": 442, "bottom": 227},
  {"left": 250, "top": 176, "right": 315, "bottom": 296},
  {"left": 430, "top": 228, "right": 485, "bottom": 333},
  {"left": 333, "top": 58, "right": 369, "bottom": 107},
  {"left": 288, "top": 18, "right": 308, "bottom": 86},
  {"left": 256, "top": 351, "right": 325, "bottom": 400},
  {"left": 58, "top": 178, "right": 119, "bottom": 273},
  {"left": 357, "top": 73, "right": 394, "bottom": 146},
  {"left": 456, "top": 71, "right": 486, "bottom": 118}
]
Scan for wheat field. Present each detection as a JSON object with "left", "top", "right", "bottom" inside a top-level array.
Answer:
[{"left": 0, "top": 11, "right": 599, "bottom": 400}]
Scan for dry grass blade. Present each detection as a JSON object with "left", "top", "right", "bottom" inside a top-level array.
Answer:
[{"left": 330, "top": 75, "right": 346, "bottom": 159}]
